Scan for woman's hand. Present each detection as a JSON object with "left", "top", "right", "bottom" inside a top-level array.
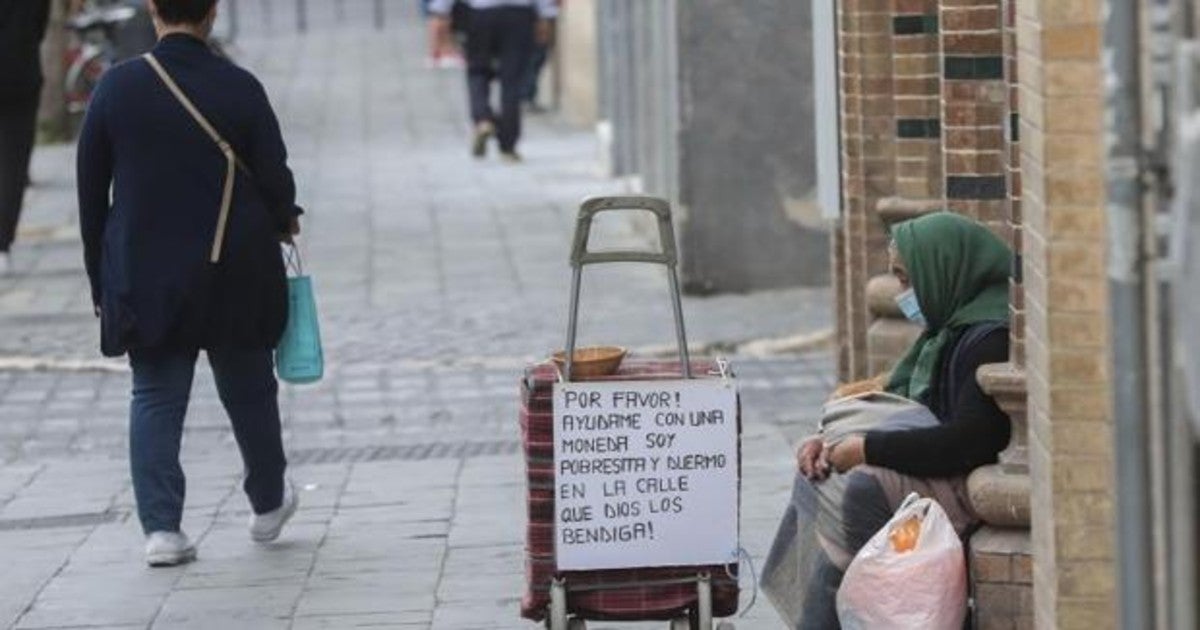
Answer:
[
  {"left": 828, "top": 373, "right": 890, "bottom": 401},
  {"left": 796, "top": 437, "right": 831, "bottom": 481},
  {"left": 827, "top": 436, "right": 867, "bottom": 473},
  {"left": 280, "top": 216, "right": 301, "bottom": 244},
  {"left": 430, "top": 15, "right": 452, "bottom": 41}
]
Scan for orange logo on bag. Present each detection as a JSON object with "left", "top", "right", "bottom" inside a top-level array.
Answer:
[{"left": 888, "top": 515, "right": 922, "bottom": 553}]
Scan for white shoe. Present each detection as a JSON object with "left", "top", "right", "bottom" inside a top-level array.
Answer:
[
  {"left": 145, "top": 531, "right": 197, "bottom": 567},
  {"left": 436, "top": 54, "right": 465, "bottom": 69},
  {"left": 249, "top": 480, "right": 298, "bottom": 542}
]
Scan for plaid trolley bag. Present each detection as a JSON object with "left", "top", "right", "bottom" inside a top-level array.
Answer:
[{"left": 520, "top": 197, "right": 741, "bottom": 629}]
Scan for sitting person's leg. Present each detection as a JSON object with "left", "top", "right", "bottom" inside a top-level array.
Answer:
[
  {"left": 799, "top": 547, "right": 844, "bottom": 630},
  {"left": 763, "top": 473, "right": 850, "bottom": 629},
  {"left": 787, "top": 470, "right": 894, "bottom": 630},
  {"left": 842, "top": 470, "right": 895, "bottom": 553},
  {"left": 844, "top": 465, "right": 977, "bottom": 545}
]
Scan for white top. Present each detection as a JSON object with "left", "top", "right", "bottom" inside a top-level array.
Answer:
[{"left": 427, "top": 0, "right": 558, "bottom": 19}]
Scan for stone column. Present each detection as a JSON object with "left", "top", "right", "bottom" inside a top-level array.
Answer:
[
  {"left": 969, "top": 364, "right": 1031, "bottom": 526},
  {"left": 673, "top": 0, "right": 828, "bottom": 292},
  {"left": 607, "top": 1, "right": 830, "bottom": 294},
  {"left": 1016, "top": 0, "right": 1117, "bottom": 627},
  {"left": 558, "top": 0, "right": 599, "bottom": 127}
]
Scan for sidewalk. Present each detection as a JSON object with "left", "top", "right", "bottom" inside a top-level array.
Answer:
[{"left": 0, "top": 3, "right": 834, "bottom": 628}]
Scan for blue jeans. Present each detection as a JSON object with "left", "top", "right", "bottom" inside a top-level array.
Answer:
[{"left": 129, "top": 348, "right": 287, "bottom": 534}]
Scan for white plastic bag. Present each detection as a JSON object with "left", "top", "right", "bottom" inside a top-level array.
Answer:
[{"left": 836, "top": 493, "right": 967, "bottom": 630}]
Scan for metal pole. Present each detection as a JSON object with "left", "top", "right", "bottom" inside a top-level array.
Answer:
[
  {"left": 667, "top": 270, "right": 691, "bottom": 379},
  {"left": 1167, "top": 383, "right": 1198, "bottom": 630},
  {"left": 564, "top": 266, "right": 583, "bottom": 382},
  {"left": 551, "top": 18, "right": 562, "bottom": 111},
  {"left": 695, "top": 574, "right": 712, "bottom": 629},
  {"left": 1105, "top": 0, "right": 1155, "bottom": 628}
]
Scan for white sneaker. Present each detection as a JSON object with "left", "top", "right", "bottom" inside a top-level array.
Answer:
[
  {"left": 436, "top": 54, "right": 465, "bottom": 69},
  {"left": 249, "top": 480, "right": 298, "bottom": 542},
  {"left": 145, "top": 531, "right": 197, "bottom": 567}
]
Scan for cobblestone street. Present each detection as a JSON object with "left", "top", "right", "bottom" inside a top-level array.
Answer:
[{"left": 0, "top": 3, "right": 833, "bottom": 628}]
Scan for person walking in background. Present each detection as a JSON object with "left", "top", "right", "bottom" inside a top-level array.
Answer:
[
  {"left": 429, "top": 0, "right": 557, "bottom": 162},
  {"left": 0, "top": 0, "right": 50, "bottom": 275},
  {"left": 77, "top": 0, "right": 302, "bottom": 567},
  {"left": 520, "top": 1, "right": 556, "bottom": 112}
]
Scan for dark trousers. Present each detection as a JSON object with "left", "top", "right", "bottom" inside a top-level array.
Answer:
[
  {"left": 521, "top": 42, "right": 549, "bottom": 103},
  {"left": 465, "top": 6, "right": 535, "bottom": 152},
  {"left": 129, "top": 348, "right": 287, "bottom": 534},
  {"left": 799, "top": 548, "right": 845, "bottom": 630},
  {"left": 0, "top": 97, "right": 39, "bottom": 253}
]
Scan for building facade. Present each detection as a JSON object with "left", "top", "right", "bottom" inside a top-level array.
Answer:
[{"left": 830, "top": 0, "right": 1199, "bottom": 627}]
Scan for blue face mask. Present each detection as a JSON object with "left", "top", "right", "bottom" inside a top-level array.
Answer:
[{"left": 894, "top": 288, "right": 927, "bottom": 328}]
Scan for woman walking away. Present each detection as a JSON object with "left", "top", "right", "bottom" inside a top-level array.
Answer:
[{"left": 77, "top": 0, "right": 302, "bottom": 567}]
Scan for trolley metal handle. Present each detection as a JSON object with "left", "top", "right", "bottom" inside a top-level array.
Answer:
[{"left": 564, "top": 196, "right": 692, "bottom": 380}]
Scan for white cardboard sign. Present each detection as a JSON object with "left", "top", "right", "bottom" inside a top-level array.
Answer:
[{"left": 552, "top": 379, "right": 739, "bottom": 571}]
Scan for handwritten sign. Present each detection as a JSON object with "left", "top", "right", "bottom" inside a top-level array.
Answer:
[{"left": 552, "top": 380, "right": 739, "bottom": 571}]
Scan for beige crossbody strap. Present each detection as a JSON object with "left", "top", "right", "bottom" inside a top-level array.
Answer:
[{"left": 143, "top": 52, "right": 239, "bottom": 264}]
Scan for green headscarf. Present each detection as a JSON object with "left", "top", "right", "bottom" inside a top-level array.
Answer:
[{"left": 885, "top": 212, "right": 1013, "bottom": 401}]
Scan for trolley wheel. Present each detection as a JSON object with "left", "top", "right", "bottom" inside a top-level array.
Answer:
[{"left": 567, "top": 620, "right": 587, "bottom": 630}]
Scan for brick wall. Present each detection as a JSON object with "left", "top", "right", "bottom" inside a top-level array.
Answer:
[
  {"left": 940, "top": 0, "right": 1008, "bottom": 232},
  {"left": 893, "top": 0, "right": 943, "bottom": 201},
  {"left": 1004, "top": 0, "right": 1025, "bottom": 365},
  {"left": 835, "top": 0, "right": 1017, "bottom": 381},
  {"left": 833, "top": 224, "right": 850, "bottom": 382},
  {"left": 972, "top": 528, "right": 1035, "bottom": 629},
  {"left": 836, "top": 0, "right": 897, "bottom": 380},
  {"left": 1014, "top": 1, "right": 1117, "bottom": 627},
  {"left": 832, "top": 1, "right": 1117, "bottom": 626}
]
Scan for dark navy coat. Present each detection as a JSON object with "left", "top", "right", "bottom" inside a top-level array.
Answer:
[{"left": 77, "top": 34, "right": 302, "bottom": 357}]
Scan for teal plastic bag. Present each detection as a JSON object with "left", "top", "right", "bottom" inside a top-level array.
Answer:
[{"left": 276, "top": 245, "right": 324, "bottom": 384}]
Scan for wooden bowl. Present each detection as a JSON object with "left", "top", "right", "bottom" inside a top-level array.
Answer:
[{"left": 551, "top": 346, "right": 627, "bottom": 379}]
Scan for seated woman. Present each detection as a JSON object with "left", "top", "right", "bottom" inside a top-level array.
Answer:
[{"left": 763, "top": 212, "right": 1013, "bottom": 629}]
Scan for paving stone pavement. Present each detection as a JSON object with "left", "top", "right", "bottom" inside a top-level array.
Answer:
[{"left": 0, "top": 3, "right": 835, "bottom": 628}]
